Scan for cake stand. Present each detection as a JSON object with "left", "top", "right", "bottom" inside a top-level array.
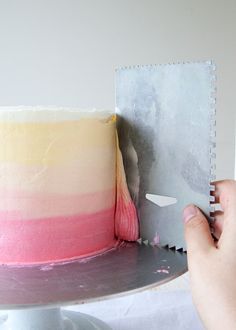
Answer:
[{"left": 0, "top": 242, "right": 186, "bottom": 329}]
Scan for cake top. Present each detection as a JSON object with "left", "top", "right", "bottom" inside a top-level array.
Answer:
[{"left": 0, "top": 106, "right": 114, "bottom": 122}]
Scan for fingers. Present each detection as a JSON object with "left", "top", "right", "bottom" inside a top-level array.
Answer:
[
  {"left": 211, "top": 180, "right": 236, "bottom": 216},
  {"left": 183, "top": 204, "right": 215, "bottom": 257},
  {"left": 183, "top": 180, "right": 236, "bottom": 256},
  {"left": 211, "top": 211, "right": 224, "bottom": 240},
  {"left": 211, "top": 180, "right": 236, "bottom": 250}
]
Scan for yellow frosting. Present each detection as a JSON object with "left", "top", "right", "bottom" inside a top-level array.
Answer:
[{"left": 0, "top": 116, "right": 116, "bottom": 165}]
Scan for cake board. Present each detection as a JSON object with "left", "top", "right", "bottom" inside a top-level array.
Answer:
[{"left": 0, "top": 243, "right": 186, "bottom": 329}]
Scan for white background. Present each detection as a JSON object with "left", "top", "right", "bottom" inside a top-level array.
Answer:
[{"left": 0, "top": 0, "right": 235, "bottom": 178}]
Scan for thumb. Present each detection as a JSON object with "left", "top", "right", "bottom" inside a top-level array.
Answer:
[{"left": 183, "top": 204, "right": 215, "bottom": 256}]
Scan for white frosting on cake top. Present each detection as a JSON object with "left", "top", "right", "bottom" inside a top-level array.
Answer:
[{"left": 0, "top": 106, "right": 113, "bottom": 122}]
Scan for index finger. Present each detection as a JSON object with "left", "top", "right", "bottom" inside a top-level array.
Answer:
[
  {"left": 212, "top": 180, "right": 236, "bottom": 250},
  {"left": 211, "top": 180, "right": 236, "bottom": 216}
]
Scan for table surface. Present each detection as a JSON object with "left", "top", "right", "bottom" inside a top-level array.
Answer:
[{"left": 66, "top": 280, "right": 204, "bottom": 330}]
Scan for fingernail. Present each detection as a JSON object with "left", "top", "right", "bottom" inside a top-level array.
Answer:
[{"left": 183, "top": 205, "right": 197, "bottom": 223}]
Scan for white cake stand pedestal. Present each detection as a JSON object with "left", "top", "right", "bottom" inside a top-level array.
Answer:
[
  {"left": 0, "top": 243, "right": 186, "bottom": 330},
  {"left": 0, "top": 309, "right": 111, "bottom": 330}
]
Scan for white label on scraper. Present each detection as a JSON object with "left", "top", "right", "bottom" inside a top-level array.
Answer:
[{"left": 146, "top": 194, "right": 177, "bottom": 207}]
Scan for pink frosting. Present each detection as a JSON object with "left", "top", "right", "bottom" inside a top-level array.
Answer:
[{"left": 0, "top": 207, "right": 116, "bottom": 265}]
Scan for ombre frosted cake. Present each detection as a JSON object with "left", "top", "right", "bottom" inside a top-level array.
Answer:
[{"left": 0, "top": 107, "right": 139, "bottom": 265}]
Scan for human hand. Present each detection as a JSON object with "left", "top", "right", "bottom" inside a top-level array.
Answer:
[{"left": 183, "top": 180, "right": 236, "bottom": 330}]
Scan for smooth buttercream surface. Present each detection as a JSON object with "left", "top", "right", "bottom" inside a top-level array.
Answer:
[{"left": 0, "top": 107, "right": 138, "bottom": 264}]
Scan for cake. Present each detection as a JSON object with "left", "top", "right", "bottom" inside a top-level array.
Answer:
[{"left": 0, "top": 107, "right": 139, "bottom": 265}]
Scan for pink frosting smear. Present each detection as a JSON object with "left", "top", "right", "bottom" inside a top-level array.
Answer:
[{"left": 115, "top": 134, "right": 139, "bottom": 241}]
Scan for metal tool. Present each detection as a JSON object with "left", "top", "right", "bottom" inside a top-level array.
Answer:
[{"left": 116, "top": 61, "right": 216, "bottom": 250}]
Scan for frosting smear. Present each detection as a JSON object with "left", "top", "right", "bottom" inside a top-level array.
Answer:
[{"left": 115, "top": 134, "right": 139, "bottom": 241}]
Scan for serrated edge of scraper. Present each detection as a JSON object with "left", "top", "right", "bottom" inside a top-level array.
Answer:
[
  {"left": 115, "top": 59, "right": 214, "bottom": 72},
  {"left": 117, "top": 61, "right": 217, "bottom": 250},
  {"left": 209, "top": 61, "right": 217, "bottom": 223}
]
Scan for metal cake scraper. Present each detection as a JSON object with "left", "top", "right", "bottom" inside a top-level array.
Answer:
[{"left": 115, "top": 61, "right": 216, "bottom": 251}]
